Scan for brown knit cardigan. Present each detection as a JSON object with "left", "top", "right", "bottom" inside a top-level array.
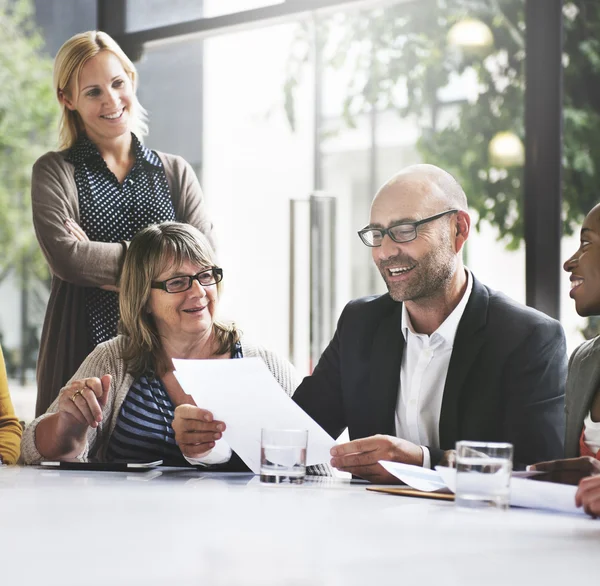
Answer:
[{"left": 31, "top": 149, "right": 214, "bottom": 416}]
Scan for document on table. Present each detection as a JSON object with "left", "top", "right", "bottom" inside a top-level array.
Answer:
[
  {"left": 379, "top": 460, "right": 585, "bottom": 516},
  {"left": 173, "top": 357, "right": 336, "bottom": 474}
]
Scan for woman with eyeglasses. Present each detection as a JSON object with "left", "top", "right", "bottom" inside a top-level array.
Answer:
[
  {"left": 32, "top": 31, "right": 214, "bottom": 419},
  {"left": 21, "top": 222, "right": 293, "bottom": 468}
]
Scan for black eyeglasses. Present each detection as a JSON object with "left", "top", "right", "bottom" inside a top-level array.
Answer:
[
  {"left": 151, "top": 267, "right": 223, "bottom": 293},
  {"left": 357, "top": 209, "right": 459, "bottom": 247}
]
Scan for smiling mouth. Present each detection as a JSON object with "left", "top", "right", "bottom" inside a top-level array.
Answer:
[
  {"left": 570, "top": 279, "right": 583, "bottom": 292},
  {"left": 387, "top": 265, "right": 416, "bottom": 277},
  {"left": 182, "top": 306, "right": 207, "bottom": 314},
  {"left": 101, "top": 108, "right": 124, "bottom": 120}
]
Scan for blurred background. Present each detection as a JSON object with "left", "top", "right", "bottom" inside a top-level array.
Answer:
[{"left": 1, "top": 0, "right": 597, "bottom": 423}]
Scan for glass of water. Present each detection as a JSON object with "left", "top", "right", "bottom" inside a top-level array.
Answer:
[
  {"left": 454, "top": 441, "right": 513, "bottom": 510},
  {"left": 260, "top": 429, "right": 308, "bottom": 484}
]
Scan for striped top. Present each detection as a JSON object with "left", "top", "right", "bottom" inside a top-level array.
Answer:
[{"left": 106, "top": 343, "right": 243, "bottom": 465}]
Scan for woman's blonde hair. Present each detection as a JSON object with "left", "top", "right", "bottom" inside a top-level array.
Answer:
[
  {"left": 119, "top": 222, "right": 240, "bottom": 378},
  {"left": 53, "top": 30, "right": 148, "bottom": 150}
]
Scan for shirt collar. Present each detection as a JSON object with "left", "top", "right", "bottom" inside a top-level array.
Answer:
[
  {"left": 401, "top": 268, "right": 473, "bottom": 347},
  {"left": 66, "top": 132, "right": 161, "bottom": 168}
]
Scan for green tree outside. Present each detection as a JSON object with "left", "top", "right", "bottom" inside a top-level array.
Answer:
[
  {"left": 284, "top": 0, "right": 599, "bottom": 250},
  {"left": 0, "top": 0, "right": 58, "bottom": 282}
]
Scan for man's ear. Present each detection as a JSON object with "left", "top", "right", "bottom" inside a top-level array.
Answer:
[
  {"left": 58, "top": 89, "right": 76, "bottom": 111},
  {"left": 454, "top": 210, "right": 471, "bottom": 254}
]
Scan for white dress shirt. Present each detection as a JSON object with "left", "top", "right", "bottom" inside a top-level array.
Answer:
[
  {"left": 395, "top": 269, "right": 473, "bottom": 468},
  {"left": 583, "top": 412, "right": 600, "bottom": 455}
]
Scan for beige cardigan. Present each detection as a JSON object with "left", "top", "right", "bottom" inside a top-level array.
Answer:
[
  {"left": 22, "top": 336, "right": 300, "bottom": 464},
  {"left": 32, "top": 149, "right": 214, "bottom": 417}
]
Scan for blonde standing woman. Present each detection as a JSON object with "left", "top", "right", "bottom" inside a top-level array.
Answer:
[{"left": 32, "top": 31, "right": 214, "bottom": 416}]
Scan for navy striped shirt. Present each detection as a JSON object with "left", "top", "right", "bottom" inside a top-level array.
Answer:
[{"left": 106, "top": 343, "right": 243, "bottom": 465}]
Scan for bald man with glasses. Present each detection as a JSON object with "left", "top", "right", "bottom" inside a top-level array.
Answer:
[{"left": 293, "top": 164, "right": 567, "bottom": 483}]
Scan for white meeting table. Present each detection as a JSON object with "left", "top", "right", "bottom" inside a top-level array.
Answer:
[{"left": 1, "top": 465, "right": 598, "bottom": 586}]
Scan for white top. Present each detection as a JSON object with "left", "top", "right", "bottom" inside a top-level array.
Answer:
[
  {"left": 396, "top": 269, "right": 473, "bottom": 468},
  {"left": 583, "top": 411, "right": 600, "bottom": 455}
]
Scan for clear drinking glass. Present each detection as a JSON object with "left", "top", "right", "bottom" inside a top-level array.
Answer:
[
  {"left": 260, "top": 429, "right": 308, "bottom": 484},
  {"left": 454, "top": 441, "right": 513, "bottom": 510}
]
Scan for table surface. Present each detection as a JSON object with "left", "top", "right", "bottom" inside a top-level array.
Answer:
[{"left": 1, "top": 466, "right": 598, "bottom": 586}]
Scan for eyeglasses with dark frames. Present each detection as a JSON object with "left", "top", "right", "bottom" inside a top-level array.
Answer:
[
  {"left": 151, "top": 267, "right": 223, "bottom": 293},
  {"left": 357, "top": 209, "right": 459, "bottom": 247}
]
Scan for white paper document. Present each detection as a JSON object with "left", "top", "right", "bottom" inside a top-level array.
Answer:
[
  {"left": 379, "top": 461, "right": 451, "bottom": 493},
  {"left": 173, "top": 357, "right": 336, "bottom": 473},
  {"left": 379, "top": 460, "right": 585, "bottom": 516}
]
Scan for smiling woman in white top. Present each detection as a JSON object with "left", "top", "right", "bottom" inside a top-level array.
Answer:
[{"left": 531, "top": 202, "right": 600, "bottom": 516}]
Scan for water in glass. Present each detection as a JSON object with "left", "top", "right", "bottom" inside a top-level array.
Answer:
[
  {"left": 455, "top": 456, "right": 512, "bottom": 509},
  {"left": 260, "top": 445, "right": 306, "bottom": 484}
]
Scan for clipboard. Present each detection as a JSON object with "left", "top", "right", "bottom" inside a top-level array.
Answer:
[{"left": 366, "top": 486, "right": 455, "bottom": 501}]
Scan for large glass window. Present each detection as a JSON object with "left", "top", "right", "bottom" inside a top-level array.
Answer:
[{"left": 8, "top": 0, "right": 591, "bottom": 426}]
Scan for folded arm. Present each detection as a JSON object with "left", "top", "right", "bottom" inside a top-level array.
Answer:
[{"left": 32, "top": 156, "right": 126, "bottom": 287}]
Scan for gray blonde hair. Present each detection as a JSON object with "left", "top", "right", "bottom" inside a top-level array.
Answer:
[
  {"left": 53, "top": 30, "right": 148, "bottom": 150},
  {"left": 119, "top": 222, "right": 240, "bottom": 377}
]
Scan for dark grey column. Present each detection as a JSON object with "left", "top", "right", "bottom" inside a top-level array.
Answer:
[
  {"left": 97, "top": 0, "right": 126, "bottom": 35},
  {"left": 524, "top": 0, "right": 563, "bottom": 319}
]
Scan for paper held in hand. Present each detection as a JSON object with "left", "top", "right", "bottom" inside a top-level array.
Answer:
[
  {"left": 173, "top": 357, "right": 336, "bottom": 474},
  {"left": 378, "top": 460, "right": 585, "bottom": 516}
]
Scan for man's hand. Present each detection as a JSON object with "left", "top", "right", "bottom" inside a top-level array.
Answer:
[
  {"left": 329, "top": 434, "right": 423, "bottom": 483},
  {"left": 528, "top": 457, "right": 600, "bottom": 486}
]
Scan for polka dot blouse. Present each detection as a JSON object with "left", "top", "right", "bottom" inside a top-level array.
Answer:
[{"left": 67, "top": 133, "right": 175, "bottom": 350}]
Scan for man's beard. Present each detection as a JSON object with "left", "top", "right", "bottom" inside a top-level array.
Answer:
[{"left": 377, "top": 245, "right": 456, "bottom": 303}]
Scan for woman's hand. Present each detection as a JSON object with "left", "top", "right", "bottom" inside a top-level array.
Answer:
[
  {"left": 576, "top": 475, "right": 600, "bottom": 517},
  {"left": 57, "top": 375, "right": 112, "bottom": 431},
  {"left": 528, "top": 456, "right": 600, "bottom": 485},
  {"left": 172, "top": 405, "right": 226, "bottom": 459},
  {"left": 65, "top": 218, "right": 89, "bottom": 242},
  {"left": 65, "top": 219, "right": 119, "bottom": 292}
]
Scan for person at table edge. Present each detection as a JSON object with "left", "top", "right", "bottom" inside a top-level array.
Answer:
[{"left": 530, "top": 202, "right": 600, "bottom": 517}]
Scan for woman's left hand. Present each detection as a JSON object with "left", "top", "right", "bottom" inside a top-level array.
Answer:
[
  {"left": 576, "top": 475, "right": 600, "bottom": 517},
  {"left": 65, "top": 218, "right": 89, "bottom": 242},
  {"left": 172, "top": 405, "right": 226, "bottom": 459},
  {"left": 528, "top": 456, "right": 600, "bottom": 485},
  {"left": 65, "top": 218, "right": 119, "bottom": 292}
]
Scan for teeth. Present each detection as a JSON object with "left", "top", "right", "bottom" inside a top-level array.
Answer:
[
  {"left": 571, "top": 279, "right": 583, "bottom": 289},
  {"left": 389, "top": 266, "right": 413, "bottom": 275},
  {"left": 102, "top": 109, "right": 123, "bottom": 120}
]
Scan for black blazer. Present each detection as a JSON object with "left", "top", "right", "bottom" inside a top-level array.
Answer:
[{"left": 293, "top": 276, "right": 567, "bottom": 469}]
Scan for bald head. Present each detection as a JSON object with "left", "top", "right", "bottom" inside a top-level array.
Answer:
[{"left": 374, "top": 164, "right": 468, "bottom": 212}]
